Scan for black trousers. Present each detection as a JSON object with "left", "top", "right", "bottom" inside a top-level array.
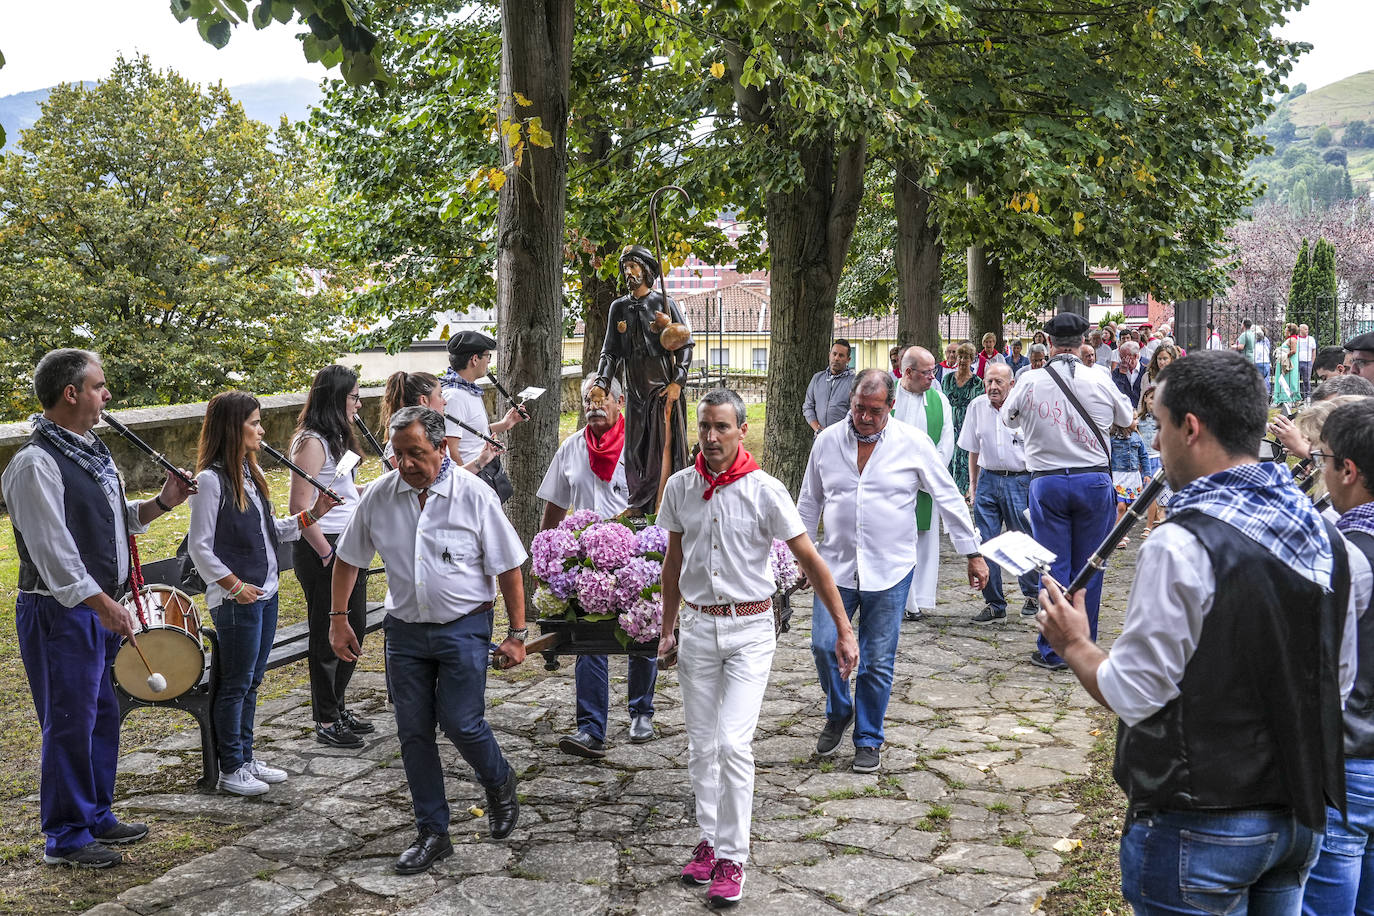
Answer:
[{"left": 295, "top": 535, "right": 368, "bottom": 723}]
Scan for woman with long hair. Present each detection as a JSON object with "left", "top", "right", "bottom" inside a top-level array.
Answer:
[
  {"left": 379, "top": 371, "right": 446, "bottom": 465},
  {"left": 188, "top": 391, "right": 337, "bottom": 795},
  {"left": 942, "top": 342, "right": 984, "bottom": 496},
  {"left": 290, "top": 365, "right": 371, "bottom": 749},
  {"left": 1146, "top": 344, "right": 1179, "bottom": 389}
]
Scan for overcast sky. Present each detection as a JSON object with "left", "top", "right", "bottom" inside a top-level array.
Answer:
[{"left": 0, "top": 0, "right": 1370, "bottom": 96}]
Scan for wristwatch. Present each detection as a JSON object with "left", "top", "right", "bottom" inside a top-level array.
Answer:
[
  {"left": 964, "top": 552, "right": 983, "bottom": 559},
  {"left": 507, "top": 627, "right": 528, "bottom": 643}
]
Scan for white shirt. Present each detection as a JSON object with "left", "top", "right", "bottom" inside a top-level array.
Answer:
[
  {"left": 1096, "top": 344, "right": 1115, "bottom": 368},
  {"left": 1098, "top": 524, "right": 1364, "bottom": 726},
  {"left": 289, "top": 430, "right": 362, "bottom": 535},
  {"left": 334, "top": 466, "right": 528, "bottom": 623},
  {"left": 1140, "top": 339, "right": 1160, "bottom": 364},
  {"left": 1001, "top": 356, "right": 1134, "bottom": 471},
  {"left": 536, "top": 429, "right": 629, "bottom": 519},
  {"left": 188, "top": 468, "right": 301, "bottom": 607},
  {"left": 1255, "top": 339, "right": 1271, "bottom": 365},
  {"left": 893, "top": 385, "right": 954, "bottom": 464},
  {"left": 1206, "top": 333, "right": 1224, "bottom": 350},
  {"left": 442, "top": 385, "right": 491, "bottom": 464},
  {"left": 957, "top": 395, "right": 1027, "bottom": 472},
  {"left": 1297, "top": 334, "right": 1318, "bottom": 362},
  {"left": 797, "top": 419, "right": 979, "bottom": 592},
  {"left": 2, "top": 440, "right": 150, "bottom": 607},
  {"left": 657, "top": 466, "right": 804, "bottom": 607}
]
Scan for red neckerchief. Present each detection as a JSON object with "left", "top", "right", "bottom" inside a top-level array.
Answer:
[
  {"left": 695, "top": 447, "right": 760, "bottom": 500},
  {"left": 584, "top": 414, "right": 625, "bottom": 482}
]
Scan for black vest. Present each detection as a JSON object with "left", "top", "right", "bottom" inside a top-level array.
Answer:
[
  {"left": 14, "top": 432, "right": 126, "bottom": 601},
  {"left": 1113, "top": 510, "right": 1349, "bottom": 831},
  {"left": 1341, "top": 529, "right": 1374, "bottom": 758},
  {"left": 211, "top": 467, "right": 279, "bottom": 586}
]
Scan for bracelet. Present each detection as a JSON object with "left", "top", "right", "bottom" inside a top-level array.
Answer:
[
  {"left": 227, "top": 580, "right": 244, "bottom": 598},
  {"left": 329, "top": 610, "right": 350, "bottom": 617},
  {"left": 305, "top": 508, "right": 319, "bottom": 523},
  {"left": 153, "top": 494, "right": 173, "bottom": 513},
  {"left": 298, "top": 510, "right": 315, "bottom": 529},
  {"left": 319, "top": 546, "right": 335, "bottom": 562}
]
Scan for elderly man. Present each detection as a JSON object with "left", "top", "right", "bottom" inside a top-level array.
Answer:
[
  {"left": 1038, "top": 351, "right": 1359, "bottom": 913},
  {"left": 657, "top": 388, "right": 857, "bottom": 908},
  {"left": 1090, "top": 329, "right": 1114, "bottom": 369},
  {"left": 330, "top": 407, "right": 528, "bottom": 873},
  {"left": 4, "top": 349, "right": 194, "bottom": 868},
  {"left": 800, "top": 370, "right": 988, "bottom": 772},
  {"left": 804, "top": 339, "right": 856, "bottom": 432},
  {"left": 960, "top": 364, "right": 1037, "bottom": 623},
  {"left": 538, "top": 377, "right": 657, "bottom": 756},
  {"left": 1297, "top": 323, "right": 1318, "bottom": 402},
  {"left": 1017, "top": 344, "right": 1048, "bottom": 380},
  {"left": 893, "top": 346, "right": 955, "bottom": 622},
  {"left": 1004, "top": 312, "right": 1133, "bottom": 670},
  {"left": 1345, "top": 332, "right": 1374, "bottom": 383},
  {"left": 1111, "top": 340, "right": 1147, "bottom": 407}
]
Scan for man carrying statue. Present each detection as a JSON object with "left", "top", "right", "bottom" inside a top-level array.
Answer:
[{"left": 589, "top": 245, "right": 695, "bottom": 516}]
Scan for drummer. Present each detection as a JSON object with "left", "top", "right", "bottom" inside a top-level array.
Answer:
[
  {"left": 187, "top": 392, "right": 339, "bottom": 796},
  {"left": 2, "top": 349, "right": 193, "bottom": 868}
]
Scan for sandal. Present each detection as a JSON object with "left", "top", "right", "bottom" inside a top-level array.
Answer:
[
  {"left": 1117, "top": 538, "right": 1130, "bottom": 548},
  {"left": 1140, "top": 527, "right": 1152, "bottom": 539}
]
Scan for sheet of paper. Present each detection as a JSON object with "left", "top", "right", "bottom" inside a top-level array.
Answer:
[
  {"left": 980, "top": 530, "right": 1057, "bottom": 578},
  {"left": 328, "top": 449, "right": 361, "bottom": 487},
  {"left": 516, "top": 386, "right": 546, "bottom": 402}
]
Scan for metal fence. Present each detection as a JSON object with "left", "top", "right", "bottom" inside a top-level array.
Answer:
[{"left": 1207, "top": 297, "right": 1374, "bottom": 350}]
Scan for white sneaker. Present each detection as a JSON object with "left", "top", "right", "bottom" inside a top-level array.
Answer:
[
  {"left": 218, "top": 766, "right": 269, "bottom": 796},
  {"left": 244, "top": 759, "right": 288, "bottom": 784}
]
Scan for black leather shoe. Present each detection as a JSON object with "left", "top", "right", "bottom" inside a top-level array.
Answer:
[
  {"left": 315, "top": 721, "right": 364, "bottom": 748},
  {"left": 394, "top": 830, "right": 453, "bottom": 875},
  {"left": 558, "top": 730, "right": 606, "bottom": 759},
  {"left": 903, "top": 609, "right": 925, "bottom": 622},
  {"left": 486, "top": 767, "right": 520, "bottom": 840},
  {"left": 340, "top": 709, "right": 375, "bottom": 734}
]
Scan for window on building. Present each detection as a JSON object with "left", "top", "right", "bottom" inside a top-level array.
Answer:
[
  {"left": 752, "top": 348, "right": 768, "bottom": 371},
  {"left": 710, "top": 348, "right": 729, "bottom": 369}
]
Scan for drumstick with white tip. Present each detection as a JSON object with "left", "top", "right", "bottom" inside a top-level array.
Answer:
[{"left": 127, "top": 634, "right": 167, "bottom": 693}]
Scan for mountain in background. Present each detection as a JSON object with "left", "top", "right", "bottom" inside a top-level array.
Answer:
[
  {"left": 1287, "top": 71, "right": 1374, "bottom": 130},
  {"left": 0, "top": 77, "right": 322, "bottom": 150}
]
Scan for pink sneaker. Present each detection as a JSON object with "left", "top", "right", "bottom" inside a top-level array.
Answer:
[
  {"left": 680, "top": 840, "right": 715, "bottom": 886},
  {"left": 707, "top": 859, "right": 745, "bottom": 907}
]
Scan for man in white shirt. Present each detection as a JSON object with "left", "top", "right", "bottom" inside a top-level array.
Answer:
[
  {"left": 1003, "top": 312, "right": 1133, "bottom": 670},
  {"left": 959, "top": 363, "right": 1036, "bottom": 623},
  {"left": 440, "top": 330, "right": 524, "bottom": 497},
  {"left": 1297, "top": 323, "right": 1318, "bottom": 402},
  {"left": 799, "top": 370, "right": 988, "bottom": 773},
  {"left": 329, "top": 407, "right": 529, "bottom": 874},
  {"left": 1038, "top": 351, "right": 1362, "bottom": 913},
  {"left": 1205, "top": 322, "right": 1224, "bottom": 350},
  {"left": 537, "top": 377, "right": 657, "bottom": 757},
  {"left": 656, "top": 388, "right": 857, "bottom": 908},
  {"left": 5, "top": 349, "right": 193, "bottom": 868},
  {"left": 892, "top": 346, "right": 954, "bottom": 622}
]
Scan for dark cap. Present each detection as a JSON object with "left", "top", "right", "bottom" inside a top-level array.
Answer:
[
  {"left": 619, "top": 244, "right": 661, "bottom": 277},
  {"left": 1344, "top": 331, "right": 1374, "bottom": 353},
  {"left": 447, "top": 329, "right": 497, "bottom": 361},
  {"left": 1042, "top": 312, "right": 1091, "bottom": 339}
]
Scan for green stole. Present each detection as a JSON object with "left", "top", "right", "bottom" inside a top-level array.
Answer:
[{"left": 915, "top": 389, "right": 943, "bottom": 531}]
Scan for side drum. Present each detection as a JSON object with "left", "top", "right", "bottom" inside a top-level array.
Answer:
[{"left": 113, "top": 585, "right": 206, "bottom": 701}]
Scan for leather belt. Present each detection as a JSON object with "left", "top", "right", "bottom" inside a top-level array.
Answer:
[
  {"left": 1032, "top": 466, "right": 1109, "bottom": 479},
  {"left": 687, "top": 599, "right": 772, "bottom": 617},
  {"left": 983, "top": 469, "right": 1030, "bottom": 477}
]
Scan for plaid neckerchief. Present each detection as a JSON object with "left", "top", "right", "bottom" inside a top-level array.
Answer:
[
  {"left": 1338, "top": 502, "right": 1374, "bottom": 539},
  {"left": 848, "top": 417, "right": 886, "bottom": 445},
  {"left": 31, "top": 414, "right": 120, "bottom": 500},
  {"left": 1169, "top": 461, "right": 1334, "bottom": 592},
  {"left": 440, "top": 367, "right": 483, "bottom": 398}
]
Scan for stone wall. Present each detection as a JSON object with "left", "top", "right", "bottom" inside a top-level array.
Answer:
[
  {"left": 0, "top": 367, "right": 584, "bottom": 508},
  {"left": 682, "top": 371, "right": 768, "bottom": 404}
]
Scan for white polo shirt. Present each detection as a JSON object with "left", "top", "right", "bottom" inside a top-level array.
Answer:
[
  {"left": 657, "top": 465, "right": 804, "bottom": 607},
  {"left": 334, "top": 465, "right": 527, "bottom": 623},
  {"left": 957, "top": 395, "right": 1027, "bottom": 472},
  {"left": 536, "top": 429, "right": 629, "bottom": 519},
  {"left": 442, "top": 385, "right": 491, "bottom": 464},
  {"left": 1001, "top": 356, "right": 1134, "bottom": 471}
]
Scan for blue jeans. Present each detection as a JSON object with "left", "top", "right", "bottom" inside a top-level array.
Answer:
[
  {"left": 1304, "top": 756, "right": 1374, "bottom": 915},
  {"left": 1122, "top": 807, "right": 1321, "bottom": 915},
  {"left": 210, "top": 595, "right": 279, "bottom": 774},
  {"left": 1258, "top": 363, "right": 1272, "bottom": 397},
  {"left": 1300, "top": 361, "right": 1313, "bottom": 401},
  {"left": 973, "top": 472, "right": 1037, "bottom": 611},
  {"left": 15, "top": 593, "right": 121, "bottom": 856},
  {"left": 1030, "top": 472, "right": 1115, "bottom": 665},
  {"left": 385, "top": 610, "right": 509, "bottom": 835},
  {"left": 574, "top": 654, "right": 656, "bottom": 742},
  {"left": 811, "top": 569, "right": 912, "bottom": 748}
]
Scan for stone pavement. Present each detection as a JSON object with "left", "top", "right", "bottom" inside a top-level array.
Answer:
[{"left": 86, "top": 543, "right": 1130, "bottom": 916}]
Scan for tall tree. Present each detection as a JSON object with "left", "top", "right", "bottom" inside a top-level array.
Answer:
[
  {"left": 1287, "top": 237, "right": 1312, "bottom": 332},
  {"left": 894, "top": 163, "right": 944, "bottom": 351}
]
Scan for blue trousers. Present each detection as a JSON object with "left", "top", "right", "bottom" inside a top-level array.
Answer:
[
  {"left": 1123, "top": 807, "right": 1321, "bottom": 915},
  {"left": 1303, "top": 756, "right": 1374, "bottom": 915},
  {"left": 811, "top": 569, "right": 912, "bottom": 748},
  {"left": 16, "top": 593, "right": 122, "bottom": 856},
  {"left": 385, "top": 610, "right": 509, "bottom": 835},
  {"left": 574, "top": 654, "right": 656, "bottom": 742},
  {"left": 210, "top": 595, "right": 279, "bottom": 774},
  {"left": 1029, "top": 471, "right": 1115, "bottom": 665},
  {"left": 974, "top": 472, "right": 1038, "bottom": 611}
]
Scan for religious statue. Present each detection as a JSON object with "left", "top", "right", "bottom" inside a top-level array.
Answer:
[{"left": 590, "top": 244, "right": 694, "bottom": 515}]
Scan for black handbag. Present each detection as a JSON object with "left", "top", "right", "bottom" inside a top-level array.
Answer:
[{"left": 476, "top": 454, "right": 514, "bottom": 504}]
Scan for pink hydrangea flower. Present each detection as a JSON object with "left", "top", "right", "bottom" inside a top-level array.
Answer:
[{"left": 580, "top": 522, "right": 637, "bottom": 571}]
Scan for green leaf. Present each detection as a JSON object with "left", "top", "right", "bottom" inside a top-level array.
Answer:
[
  {"left": 197, "top": 17, "right": 232, "bottom": 49},
  {"left": 251, "top": 0, "right": 273, "bottom": 29}
]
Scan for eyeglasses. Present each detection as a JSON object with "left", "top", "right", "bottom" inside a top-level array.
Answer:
[
  {"left": 1349, "top": 358, "right": 1374, "bottom": 372},
  {"left": 347, "top": 393, "right": 363, "bottom": 404},
  {"left": 906, "top": 367, "right": 938, "bottom": 378},
  {"left": 1310, "top": 448, "right": 1333, "bottom": 466}
]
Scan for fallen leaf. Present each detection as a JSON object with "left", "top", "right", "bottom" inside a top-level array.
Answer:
[{"left": 1052, "top": 837, "right": 1083, "bottom": 853}]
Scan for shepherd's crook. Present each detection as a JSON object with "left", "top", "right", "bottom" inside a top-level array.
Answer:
[{"left": 650, "top": 186, "right": 691, "bottom": 511}]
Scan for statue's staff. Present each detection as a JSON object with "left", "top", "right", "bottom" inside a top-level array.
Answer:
[{"left": 649, "top": 185, "right": 691, "bottom": 510}]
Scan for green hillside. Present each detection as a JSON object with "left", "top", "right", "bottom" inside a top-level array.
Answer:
[
  {"left": 1249, "top": 70, "right": 1374, "bottom": 208},
  {"left": 1288, "top": 70, "right": 1374, "bottom": 129}
]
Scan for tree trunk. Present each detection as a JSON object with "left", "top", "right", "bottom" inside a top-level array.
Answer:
[
  {"left": 497, "top": 0, "right": 573, "bottom": 587},
  {"left": 579, "top": 248, "right": 617, "bottom": 374},
  {"left": 967, "top": 244, "right": 1006, "bottom": 346},
  {"left": 894, "top": 161, "right": 943, "bottom": 352},
  {"left": 762, "top": 133, "right": 867, "bottom": 496}
]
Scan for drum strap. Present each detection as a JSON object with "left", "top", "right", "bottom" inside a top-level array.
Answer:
[{"left": 128, "top": 536, "right": 149, "bottom": 629}]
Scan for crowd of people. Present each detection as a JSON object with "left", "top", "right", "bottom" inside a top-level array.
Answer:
[{"left": 12, "top": 311, "right": 1374, "bottom": 911}]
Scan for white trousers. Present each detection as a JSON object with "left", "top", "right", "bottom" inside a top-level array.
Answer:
[
  {"left": 677, "top": 605, "right": 776, "bottom": 864},
  {"left": 906, "top": 517, "right": 942, "bottom": 611}
]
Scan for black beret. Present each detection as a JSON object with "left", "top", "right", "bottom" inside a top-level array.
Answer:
[
  {"left": 1042, "top": 312, "right": 1091, "bottom": 339},
  {"left": 1344, "top": 331, "right": 1374, "bottom": 353},
  {"left": 446, "top": 329, "right": 497, "bottom": 360}
]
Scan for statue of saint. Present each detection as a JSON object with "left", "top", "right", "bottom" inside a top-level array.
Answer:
[{"left": 590, "top": 245, "right": 694, "bottom": 515}]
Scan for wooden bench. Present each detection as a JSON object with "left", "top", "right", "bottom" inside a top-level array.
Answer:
[{"left": 115, "top": 549, "right": 385, "bottom": 791}]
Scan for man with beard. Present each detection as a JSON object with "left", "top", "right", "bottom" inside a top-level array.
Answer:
[
  {"left": 805, "top": 339, "right": 856, "bottom": 432},
  {"left": 590, "top": 245, "right": 694, "bottom": 515},
  {"left": 538, "top": 376, "right": 657, "bottom": 756}
]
